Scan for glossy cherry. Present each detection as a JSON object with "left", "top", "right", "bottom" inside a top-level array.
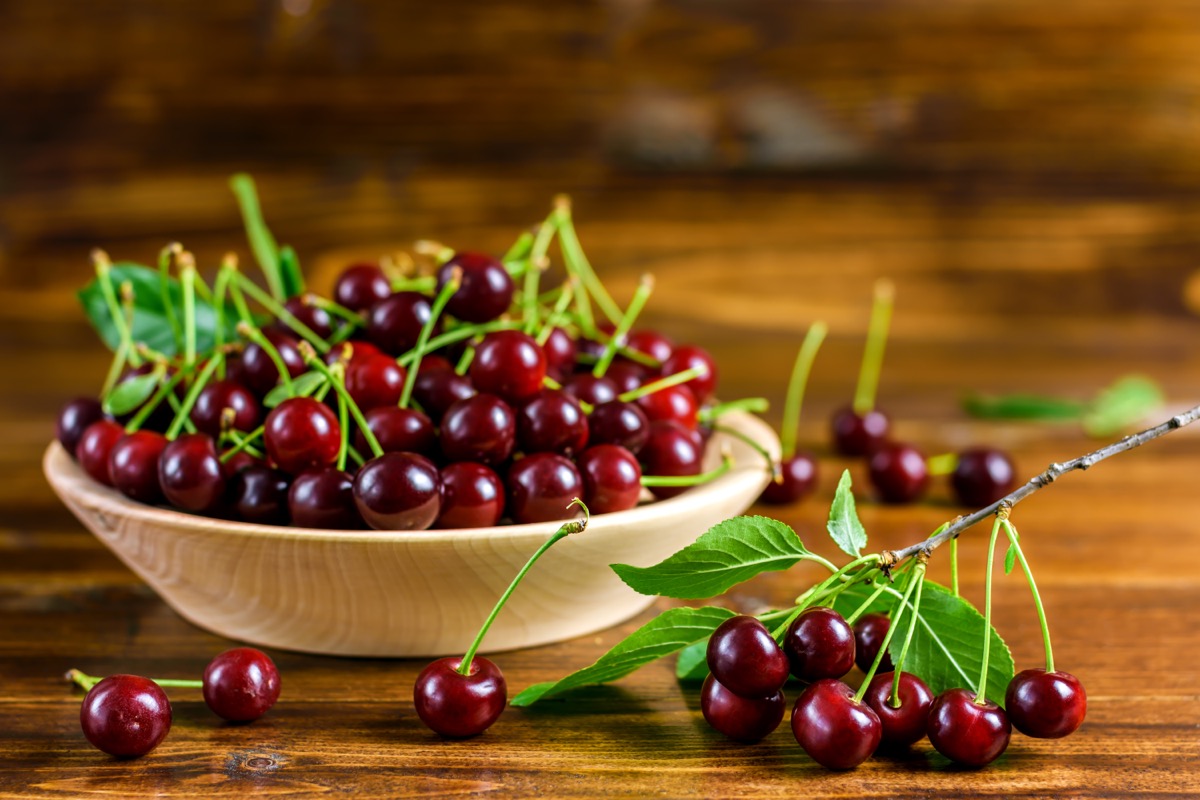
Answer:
[
  {"left": 700, "top": 674, "right": 785, "bottom": 743},
  {"left": 228, "top": 465, "right": 290, "bottom": 525},
  {"left": 345, "top": 353, "right": 406, "bottom": 412},
  {"left": 638, "top": 420, "right": 703, "bottom": 500},
  {"left": 262, "top": 397, "right": 341, "bottom": 476},
  {"left": 158, "top": 433, "right": 227, "bottom": 513},
  {"left": 862, "top": 671, "right": 935, "bottom": 748},
  {"left": 625, "top": 329, "right": 674, "bottom": 365},
  {"left": 334, "top": 262, "right": 392, "bottom": 312},
  {"left": 853, "top": 613, "right": 894, "bottom": 673},
  {"left": 413, "top": 367, "right": 476, "bottom": 423},
  {"left": 1005, "top": 668, "right": 1086, "bottom": 739},
  {"left": 438, "top": 252, "right": 514, "bottom": 323},
  {"left": 587, "top": 400, "right": 649, "bottom": 454},
  {"left": 436, "top": 462, "right": 506, "bottom": 529},
  {"left": 108, "top": 431, "right": 168, "bottom": 504},
  {"left": 274, "top": 294, "right": 334, "bottom": 340},
  {"left": 926, "top": 688, "right": 1011, "bottom": 767},
  {"left": 413, "top": 656, "right": 507, "bottom": 738},
  {"left": 79, "top": 675, "right": 172, "bottom": 758},
  {"left": 604, "top": 360, "right": 649, "bottom": 395},
  {"left": 506, "top": 453, "right": 583, "bottom": 524},
  {"left": 791, "top": 679, "right": 881, "bottom": 770},
  {"left": 541, "top": 327, "right": 577, "bottom": 381},
  {"left": 221, "top": 450, "right": 263, "bottom": 478},
  {"left": 357, "top": 406, "right": 436, "bottom": 456},
  {"left": 517, "top": 390, "right": 588, "bottom": 455},
  {"left": 353, "top": 452, "right": 441, "bottom": 530},
  {"left": 562, "top": 374, "right": 618, "bottom": 407},
  {"left": 367, "top": 291, "right": 439, "bottom": 356},
  {"left": 76, "top": 419, "right": 125, "bottom": 486},
  {"left": 830, "top": 406, "right": 890, "bottom": 456},
  {"left": 440, "top": 394, "right": 516, "bottom": 465},
  {"left": 637, "top": 384, "right": 699, "bottom": 431},
  {"left": 470, "top": 330, "right": 547, "bottom": 406},
  {"left": 240, "top": 330, "right": 307, "bottom": 397},
  {"left": 288, "top": 467, "right": 362, "bottom": 529},
  {"left": 57, "top": 397, "right": 105, "bottom": 455},
  {"left": 190, "top": 379, "right": 261, "bottom": 438},
  {"left": 203, "top": 647, "right": 281, "bottom": 722},
  {"left": 576, "top": 445, "right": 642, "bottom": 514},
  {"left": 706, "top": 615, "right": 789, "bottom": 698},
  {"left": 952, "top": 447, "right": 1018, "bottom": 507},
  {"left": 759, "top": 453, "right": 818, "bottom": 505},
  {"left": 868, "top": 442, "right": 930, "bottom": 504},
  {"left": 783, "top": 606, "right": 856, "bottom": 682},
  {"left": 661, "top": 344, "right": 718, "bottom": 403}
]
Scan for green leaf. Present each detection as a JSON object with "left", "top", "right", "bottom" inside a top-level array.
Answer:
[
  {"left": 102, "top": 371, "right": 160, "bottom": 416},
  {"left": 831, "top": 580, "right": 1014, "bottom": 707},
  {"left": 674, "top": 639, "right": 710, "bottom": 682},
  {"left": 510, "top": 606, "right": 735, "bottom": 706},
  {"left": 827, "top": 470, "right": 866, "bottom": 558},
  {"left": 263, "top": 370, "right": 327, "bottom": 408},
  {"left": 279, "top": 245, "right": 306, "bottom": 299},
  {"left": 78, "top": 264, "right": 238, "bottom": 357},
  {"left": 610, "top": 516, "right": 813, "bottom": 600},
  {"left": 963, "top": 393, "right": 1086, "bottom": 421},
  {"left": 1082, "top": 375, "right": 1163, "bottom": 438}
]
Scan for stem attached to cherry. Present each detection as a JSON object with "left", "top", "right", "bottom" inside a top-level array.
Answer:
[
  {"left": 301, "top": 343, "right": 383, "bottom": 458},
  {"left": 974, "top": 513, "right": 1004, "bottom": 705},
  {"left": 1002, "top": 518, "right": 1055, "bottom": 674},
  {"left": 618, "top": 365, "right": 707, "bottom": 404},
  {"left": 593, "top": 275, "right": 655, "bottom": 379},
  {"left": 852, "top": 279, "right": 894, "bottom": 416},
  {"left": 67, "top": 668, "right": 202, "bottom": 693},
  {"left": 854, "top": 559, "right": 925, "bottom": 704},
  {"left": 398, "top": 270, "right": 461, "bottom": 409},
  {"left": 780, "top": 321, "right": 828, "bottom": 460}
]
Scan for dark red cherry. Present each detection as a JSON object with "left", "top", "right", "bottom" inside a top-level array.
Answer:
[
  {"left": 759, "top": 453, "right": 818, "bottom": 505},
  {"left": 604, "top": 361, "right": 649, "bottom": 395},
  {"left": 706, "top": 615, "right": 790, "bottom": 698},
  {"left": 263, "top": 397, "right": 341, "bottom": 476},
  {"left": 345, "top": 353, "right": 406, "bottom": 412},
  {"left": 541, "top": 327, "right": 577, "bottom": 380},
  {"left": 108, "top": 431, "right": 168, "bottom": 504},
  {"left": 228, "top": 465, "right": 290, "bottom": 525},
  {"left": 417, "top": 354, "right": 454, "bottom": 374},
  {"left": 158, "top": 433, "right": 227, "bottom": 513},
  {"left": 700, "top": 674, "right": 785, "bottom": 743},
  {"left": 112, "top": 363, "right": 178, "bottom": 432},
  {"left": 868, "top": 442, "right": 930, "bottom": 504},
  {"left": 220, "top": 450, "right": 262, "bottom": 479},
  {"left": 661, "top": 344, "right": 718, "bottom": 403},
  {"left": 638, "top": 420, "right": 703, "bottom": 500},
  {"left": 202, "top": 647, "right": 281, "bottom": 722},
  {"left": 862, "top": 671, "right": 935, "bottom": 748},
  {"left": 367, "top": 291, "right": 439, "bottom": 356},
  {"left": 436, "top": 462, "right": 506, "bottom": 529},
  {"left": 240, "top": 330, "right": 307, "bottom": 397},
  {"left": 413, "top": 368, "right": 476, "bottom": 424},
  {"left": 1005, "top": 668, "right": 1086, "bottom": 739},
  {"left": 636, "top": 384, "right": 699, "bottom": 431},
  {"left": 289, "top": 468, "right": 362, "bottom": 529},
  {"left": 438, "top": 252, "right": 515, "bottom": 323},
  {"left": 791, "top": 679, "right": 881, "bottom": 770},
  {"left": 76, "top": 420, "right": 125, "bottom": 486},
  {"left": 79, "top": 675, "right": 171, "bottom": 758},
  {"left": 273, "top": 294, "right": 334, "bottom": 340},
  {"left": 830, "top": 406, "right": 890, "bottom": 456},
  {"left": 625, "top": 329, "right": 674, "bottom": 365},
  {"left": 853, "top": 613, "right": 894, "bottom": 673},
  {"left": 783, "top": 606, "right": 856, "bottom": 682},
  {"left": 576, "top": 444, "right": 642, "bottom": 514},
  {"left": 57, "top": 397, "right": 106, "bottom": 455},
  {"left": 190, "top": 379, "right": 261, "bottom": 438},
  {"left": 506, "top": 453, "right": 583, "bottom": 524},
  {"left": 333, "top": 339, "right": 384, "bottom": 368},
  {"left": 470, "top": 330, "right": 547, "bottom": 406},
  {"left": 952, "top": 447, "right": 1018, "bottom": 507},
  {"left": 440, "top": 394, "right": 516, "bottom": 466},
  {"left": 517, "top": 390, "right": 588, "bottom": 455},
  {"left": 334, "top": 262, "right": 392, "bottom": 312},
  {"left": 562, "top": 374, "right": 618, "bottom": 407},
  {"left": 587, "top": 401, "right": 650, "bottom": 455},
  {"left": 357, "top": 406, "right": 436, "bottom": 456},
  {"left": 927, "top": 688, "right": 1011, "bottom": 767},
  {"left": 414, "top": 656, "right": 506, "bottom": 738},
  {"left": 353, "top": 452, "right": 441, "bottom": 530}
]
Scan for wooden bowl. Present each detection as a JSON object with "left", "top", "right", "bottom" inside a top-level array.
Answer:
[{"left": 43, "top": 411, "right": 777, "bottom": 657}]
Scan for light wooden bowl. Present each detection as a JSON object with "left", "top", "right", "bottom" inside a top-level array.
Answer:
[{"left": 43, "top": 411, "right": 777, "bottom": 657}]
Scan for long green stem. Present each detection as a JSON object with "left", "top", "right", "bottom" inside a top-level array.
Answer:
[
  {"left": 855, "top": 562, "right": 924, "bottom": 703},
  {"left": 853, "top": 279, "right": 894, "bottom": 415},
  {"left": 503, "top": 229, "right": 536, "bottom": 265},
  {"left": 92, "top": 250, "right": 142, "bottom": 367},
  {"left": 230, "top": 173, "right": 284, "bottom": 300},
  {"left": 302, "top": 347, "right": 382, "bottom": 457},
  {"left": 235, "top": 273, "right": 330, "bottom": 354},
  {"left": 238, "top": 321, "right": 294, "bottom": 394},
  {"left": 125, "top": 366, "right": 188, "bottom": 433},
  {"left": 396, "top": 321, "right": 522, "bottom": 368},
  {"left": 522, "top": 214, "right": 559, "bottom": 334},
  {"left": 535, "top": 279, "right": 577, "bottom": 346},
  {"left": 770, "top": 555, "right": 881, "bottom": 640},
  {"left": 219, "top": 424, "right": 265, "bottom": 462},
  {"left": 593, "top": 275, "right": 654, "bottom": 378},
  {"left": 950, "top": 537, "right": 960, "bottom": 596},
  {"left": 180, "top": 255, "right": 197, "bottom": 368},
  {"left": 780, "top": 321, "right": 827, "bottom": 459},
  {"left": 618, "top": 366, "right": 707, "bottom": 404},
  {"left": 640, "top": 452, "right": 733, "bottom": 487},
  {"left": 67, "top": 669, "right": 202, "bottom": 692},
  {"left": 158, "top": 243, "right": 184, "bottom": 353},
  {"left": 399, "top": 274, "right": 460, "bottom": 408},
  {"left": 337, "top": 389, "right": 350, "bottom": 472},
  {"left": 99, "top": 339, "right": 130, "bottom": 398},
  {"left": 1002, "top": 519, "right": 1054, "bottom": 673},
  {"left": 891, "top": 562, "right": 928, "bottom": 707},
  {"left": 975, "top": 514, "right": 1004, "bottom": 704},
  {"left": 166, "top": 355, "right": 222, "bottom": 440},
  {"left": 555, "top": 197, "right": 623, "bottom": 326},
  {"left": 698, "top": 397, "right": 769, "bottom": 425}
]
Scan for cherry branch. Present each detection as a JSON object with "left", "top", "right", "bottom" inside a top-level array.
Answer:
[{"left": 884, "top": 403, "right": 1200, "bottom": 566}]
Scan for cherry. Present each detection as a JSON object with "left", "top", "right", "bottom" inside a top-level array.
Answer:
[
  {"left": 57, "top": 397, "right": 105, "bottom": 455},
  {"left": 158, "top": 433, "right": 227, "bottom": 513},
  {"left": 357, "top": 406, "right": 436, "bottom": 457},
  {"left": 221, "top": 450, "right": 263, "bottom": 479},
  {"left": 334, "top": 262, "right": 392, "bottom": 312},
  {"left": 440, "top": 394, "right": 516, "bottom": 466},
  {"left": 562, "top": 374, "right": 618, "bottom": 407},
  {"left": 625, "top": 329, "right": 674, "bottom": 365},
  {"left": 926, "top": 688, "right": 1011, "bottom": 767},
  {"left": 853, "top": 613, "right": 894, "bottom": 673},
  {"left": 414, "top": 656, "right": 507, "bottom": 738},
  {"left": 413, "top": 368, "right": 476, "bottom": 424},
  {"left": 438, "top": 252, "right": 514, "bottom": 323},
  {"left": 190, "top": 379, "right": 261, "bottom": 438},
  {"left": 868, "top": 442, "right": 930, "bottom": 504},
  {"left": 604, "top": 361, "right": 649, "bottom": 395},
  {"left": 506, "top": 452, "right": 583, "bottom": 524},
  {"left": 417, "top": 354, "right": 455, "bottom": 374},
  {"left": 706, "top": 615, "right": 789, "bottom": 698},
  {"left": 830, "top": 406, "right": 890, "bottom": 456},
  {"left": 436, "top": 462, "right": 506, "bottom": 529},
  {"left": 517, "top": 390, "right": 589, "bottom": 456},
  {"left": 108, "top": 431, "right": 168, "bottom": 504},
  {"left": 345, "top": 353, "right": 407, "bottom": 412},
  {"left": 289, "top": 468, "right": 362, "bottom": 529},
  {"left": 952, "top": 447, "right": 1018, "bottom": 507},
  {"left": 263, "top": 397, "right": 341, "bottom": 476},
  {"left": 790, "top": 679, "right": 881, "bottom": 770},
  {"left": 661, "top": 345, "right": 718, "bottom": 404},
  {"left": 700, "top": 674, "right": 785, "bottom": 743},
  {"left": 783, "top": 606, "right": 856, "bottom": 682},
  {"left": 541, "top": 327, "right": 577, "bottom": 381},
  {"left": 470, "top": 330, "right": 547, "bottom": 406},
  {"left": 367, "top": 291, "right": 439, "bottom": 356},
  {"left": 638, "top": 420, "right": 703, "bottom": 500},
  {"left": 587, "top": 400, "right": 649, "bottom": 455},
  {"left": 273, "top": 294, "right": 334, "bottom": 340},
  {"left": 1005, "top": 668, "right": 1086, "bottom": 739},
  {"left": 79, "top": 675, "right": 172, "bottom": 758},
  {"left": 636, "top": 384, "right": 699, "bottom": 430},
  {"left": 576, "top": 444, "right": 642, "bottom": 514},
  {"left": 240, "top": 330, "right": 307, "bottom": 397},
  {"left": 861, "top": 671, "right": 935, "bottom": 749},
  {"left": 203, "top": 647, "right": 281, "bottom": 722},
  {"left": 759, "top": 453, "right": 818, "bottom": 505},
  {"left": 353, "top": 452, "right": 442, "bottom": 530},
  {"left": 229, "top": 465, "right": 291, "bottom": 525},
  {"left": 332, "top": 339, "right": 384, "bottom": 368},
  {"left": 76, "top": 419, "right": 125, "bottom": 486}
]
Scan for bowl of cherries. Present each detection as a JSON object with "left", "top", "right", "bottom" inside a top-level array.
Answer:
[{"left": 43, "top": 178, "right": 778, "bottom": 658}]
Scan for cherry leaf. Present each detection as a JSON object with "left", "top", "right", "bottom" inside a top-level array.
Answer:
[
  {"left": 827, "top": 469, "right": 866, "bottom": 558},
  {"left": 263, "top": 370, "right": 327, "bottom": 408},
  {"left": 674, "top": 638, "right": 710, "bottom": 682},
  {"left": 102, "top": 371, "right": 160, "bottom": 416}
]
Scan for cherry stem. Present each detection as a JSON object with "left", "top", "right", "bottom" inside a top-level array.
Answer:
[
  {"left": 301, "top": 344, "right": 383, "bottom": 458},
  {"left": 852, "top": 279, "right": 894, "bottom": 416},
  {"left": 1002, "top": 518, "right": 1054, "bottom": 673},
  {"left": 711, "top": 423, "right": 775, "bottom": 477},
  {"left": 535, "top": 279, "right": 577, "bottom": 346},
  {"left": 854, "top": 560, "right": 924, "bottom": 704},
  {"left": 220, "top": 423, "right": 266, "bottom": 462},
  {"left": 414, "top": 240, "right": 455, "bottom": 265},
  {"left": 308, "top": 295, "right": 366, "bottom": 328},
  {"left": 236, "top": 275, "right": 330, "bottom": 354},
  {"left": 166, "top": 354, "right": 222, "bottom": 440},
  {"left": 458, "top": 502, "right": 590, "bottom": 676},
  {"left": 180, "top": 253, "right": 198, "bottom": 369},
  {"left": 238, "top": 321, "right": 294, "bottom": 394},
  {"left": 640, "top": 451, "right": 734, "bottom": 488},
  {"left": 92, "top": 249, "right": 142, "bottom": 368},
  {"left": 890, "top": 561, "right": 928, "bottom": 708},
  {"left": 503, "top": 229, "right": 536, "bottom": 265},
  {"left": 950, "top": 537, "right": 960, "bottom": 596},
  {"left": 396, "top": 321, "right": 522, "bottom": 368},
  {"left": 697, "top": 397, "right": 769, "bottom": 425},
  {"left": 926, "top": 452, "right": 958, "bottom": 477},
  {"left": 455, "top": 346, "right": 476, "bottom": 376},
  {"left": 212, "top": 259, "right": 235, "bottom": 379},
  {"left": 66, "top": 669, "right": 203, "bottom": 692},
  {"left": 617, "top": 365, "right": 707, "bottom": 404},
  {"left": 772, "top": 556, "right": 879, "bottom": 641},
  {"left": 158, "top": 243, "right": 184, "bottom": 353},
  {"left": 99, "top": 339, "right": 130, "bottom": 398},
  {"left": 336, "top": 385, "right": 350, "bottom": 473},
  {"left": 843, "top": 576, "right": 893, "bottom": 626},
  {"left": 229, "top": 173, "right": 285, "bottom": 301},
  {"left": 974, "top": 513, "right": 1004, "bottom": 705},
  {"left": 555, "top": 196, "right": 623, "bottom": 328},
  {"left": 522, "top": 214, "right": 558, "bottom": 335},
  {"left": 592, "top": 275, "right": 654, "bottom": 378},
  {"left": 399, "top": 272, "right": 460, "bottom": 408},
  {"left": 125, "top": 365, "right": 187, "bottom": 433},
  {"left": 780, "top": 321, "right": 828, "bottom": 460}
]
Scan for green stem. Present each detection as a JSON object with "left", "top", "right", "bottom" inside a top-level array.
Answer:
[
  {"left": 555, "top": 197, "right": 623, "bottom": 326},
  {"left": 219, "top": 424, "right": 266, "bottom": 462},
  {"left": 166, "top": 355, "right": 222, "bottom": 440},
  {"left": 843, "top": 576, "right": 893, "bottom": 625},
  {"left": 853, "top": 279, "right": 894, "bottom": 416},
  {"left": 238, "top": 321, "right": 294, "bottom": 394},
  {"left": 212, "top": 262, "right": 235, "bottom": 379},
  {"left": 926, "top": 452, "right": 958, "bottom": 477},
  {"left": 618, "top": 366, "right": 707, "bottom": 404},
  {"left": 772, "top": 555, "right": 881, "bottom": 640},
  {"left": 890, "top": 561, "right": 928, "bottom": 707},
  {"left": 522, "top": 215, "right": 559, "bottom": 334},
  {"left": 100, "top": 339, "right": 130, "bottom": 398},
  {"left": 780, "top": 321, "right": 828, "bottom": 459},
  {"left": 92, "top": 250, "right": 141, "bottom": 367},
  {"left": 396, "top": 321, "right": 522, "bottom": 368},
  {"left": 399, "top": 275, "right": 460, "bottom": 408},
  {"left": 711, "top": 423, "right": 775, "bottom": 476},
  {"left": 235, "top": 274, "right": 330, "bottom": 354},
  {"left": 456, "top": 346, "right": 476, "bottom": 376},
  {"left": 503, "top": 229, "right": 536, "bottom": 265},
  {"left": 950, "top": 537, "right": 960, "bottom": 596},
  {"left": 535, "top": 279, "right": 577, "bottom": 346},
  {"left": 855, "top": 562, "right": 924, "bottom": 703},
  {"left": 593, "top": 275, "right": 654, "bottom": 378},
  {"left": 229, "top": 173, "right": 284, "bottom": 301},
  {"left": 67, "top": 669, "right": 203, "bottom": 692},
  {"left": 125, "top": 366, "right": 188, "bottom": 433},
  {"left": 1002, "top": 519, "right": 1054, "bottom": 673},
  {"left": 181, "top": 257, "right": 197, "bottom": 368},
  {"left": 458, "top": 504, "right": 589, "bottom": 675},
  {"left": 336, "top": 388, "right": 350, "bottom": 472},
  {"left": 975, "top": 514, "right": 1003, "bottom": 704},
  {"left": 640, "top": 452, "right": 733, "bottom": 487},
  {"left": 698, "top": 397, "right": 769, "bottom": 425},
  {"left": 303, "top": 348, "right": 383, "bottom": 457},
  {"left": 309, "top": 295, "right": 367, "bottom": 328},
  {"left": 158, "top": 244, "right": 184, "bottom": 353}
]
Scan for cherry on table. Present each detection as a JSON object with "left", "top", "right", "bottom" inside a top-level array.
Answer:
[
  {"left": 413, "top": 368, "right": 476, "bottom": 424},
  {"left": 952, "top": 447, "right": 1018, "bottom": 507},
  {"left": 203, "top": 647, "right": 281, "bottom": 722},
  {"left": 289, "top": 467, "right": 363, "bottom": 529},
  {"left": 868, "top": 442, "right": 930, "bottom": 504},
  {"left": 229, "top": 465, "right": 291, "bottom": 526},
  {"left": 79, "top": 674, "right": 172, "bottom": 758},
  {"left": 436, "top": 462, "right": 506, "bottom": 529},
  {"left": 706, "top": 615, "right": 789, "bottom": 699},
  {"left": 661, "top": 344, "right": 718, "bottom": 404},
  {"left": 76, "top": 419, "right": 125, "bottom": 486},
  {"left": 506, "top": 452, "right": 583, "bottom": 524},
  {"left": 926, "top": 687, "right": 1011, "bottom": 767},
  {"left": 1005, "top": 668, "right": 1086, "bottom": 739},
  {"left": 700, "top": 674, "right": 785, "bottom": 743},
  {"left": 358, "top": 406, "right": 436, "bottom": 457},
  {"left": 576, "top": 444, "right": 642, "bottom": 514},
  {"left": 862, "top": 671, "right": 935, "bottom": 749},
  {"left": 440, "top": 394, "right": 517, "bottom": 466},
  {"left": 783, "top": 606, "right": 856, "bottom": 682},
  {"left": 636, "top": 384, "right": 699, "bottom": 431},
  {"left": 190, "top": 379, "right": 261, "bottom": 438},
  {"left": 57, "top": 397, "right": 106, "bottom": 455},
  {"left": 437, "top": 252, "right": 514, "bottom": 323},
  {"left": 414, "top": 656, "right": 507, "bottom": 738},
  {"left": 587, "top": 400, "right": 649, "bottom": 455},
  {"left": 240, "top": 330, "right": 308, "bottom": 397},
  {"left": 830, "top": 406, "right": 890, "bottom": 457},
  {"left": 263, "top": 397, "right": 341, "bottom": 476},
  {"left": 334, "top": 262, "right": 392, "bottom": 312},
  {"left": 790, "top": 679, "right": 881, "bottom": 770},
  {"left": 758, "top": 453, "right": 818, "bottom": 505},
  {"left": 345, "top": 353, "right": 406, "bottom": 413},
  {"left": 638, "top": 420, "right": 703, "bottom": 500},
  {"left": 108, "top": 430, "right": 168, "bottom": 504},
  {"left": 353, "top": 452, "right": 442, "bottom": 530},
  {"left": 367, "top": 291, "right": 439, "bottom": 356},
  {"left": 158, "top": 433, "right": 227, "bottom": 513},
  {"left": 517, "top": 390, "right": 589, "bottom": 456},
  {"left": 852, "top": 613, "right": 894, "bottom": 673},
  {"left": 470, "top": 330, "right": 547, "bottom": 406}
]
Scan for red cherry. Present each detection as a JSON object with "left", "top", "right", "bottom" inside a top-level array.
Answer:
[
  {"left": 75, "top": 419, "right": 126, "bottom": 486},
  {"left": 790, "top": 679, "right": 881, "bottom": 770},
  {"left": 413, "top": 656, "right": 506, "bottom": 738},
  {"left": 830, "top": 406, "right": 890, "bottom": 456},
  {"left": 353, "top": 452, "right": 442, "bottom": 530},
  {"left": 288, "top": 468, "right": 363, "bottom": 529},
  {"left": 861, "top": 671, "right": 935, "bottom": 748},
  {"left": 506, "top": 453, "right": 583, "bottom": 524},
  {"left": 783, "top": 606, "right": 856, "bottom": 681},
  {"left": 470, "top": 330, "right": 547, "bottom": 406},
  {"left": 661, "top": 345, "right": 718, "bottom": 403},
  {"left": 263, "top": 397, "right": 341, "bottom": 476},
  {"left": 240, "top": 330, "right": 307, "bottom": 397},
  {"left": 868, "top": 442, "right": 930, "bottom": 504},
  {"left": 57, "top": 397, "right": 105, "bottom": 455},
  {"left": 638, "top": 420, "right": 703, "bottom": 500},
  {"left": 587, "top": 400, "right": 650, "bottom": 455},
  {"left": 636, "top": 384, "right": 699, "bottom": 430},
  {"left": 1005, "top": 668, "right": 1086, "bottom": 739},
  {"left": 706, "top": 615, "right": 790, "bottom": 698},
  {"left": 576, "top": 444, "right": 642, "bottom": 514},
  {"left": 108, "top": 431, "right": 168, "bottom": 504},
  {"left": 202, "top": 647, "right": 281, "bottom": 722},
  {"left": 758, "top": 453, "right": 818, "bottom": 505},
  {"left": 158, "top": 433, "right": 227, "bottom": 513},
  {"left": 79, "top": 675, "right": 172, "bottom": 758},
  {"left": 853, "top": 613, "right": 894, "bottom": 673},
  {"left": 228, "top": 465, "right": 291, "bottom": 525},
  {"left": 344, "top": 353, "right": 406, "bottom": 412},
  {"left": 604, "top": 361, "right": 649, "bottom": 395},
  {"left": 700, "top": 674, "right": 785, "bottom": 743},
  {"left": 357, "top": 406, "right": 436, "bottom": 456},
  {"left": 517, "top": 390, "right": 589, "bottom": 456},
  {"left": 436, "top": 462, "right": 506, "bottom": 529},
  {"left": 440, "top": 395, "right": 517, "bottom": 466},
  {"left": 438, "top": 252, "right": 515, "bottom": 323},
  {"left": 273, "top": 294, "right": 334, "bottom": 339},
  {"left": 541, "top": 327, "right": 577, "bottom": 380},
  {"left": 190, "top": 379, "right": 261, "bottom": 438},
  {"left": 334, "top": 263, "right": 392, "bottom": 312},
  {"left": 367, "top": 292, "right": 439, "bottom": 356},
  {"left": 952, "top": 447, "right": 1018, "bottom": 507},
  {"left": 926, "top": 688, "right": 1011, "bottom": 767},
  {"left": 625, "top": 329, "right": 674, "bottom": 365},
  {"left": 413, "top": 367, "right": 477, "bottom": 424},
  {"left": 562, "top": 374, "right": 618, "bottom": 407}
]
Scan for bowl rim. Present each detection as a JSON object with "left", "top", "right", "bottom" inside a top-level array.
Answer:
[{"left": 44, "top": 409, "right": 779, "bottom": 544}]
